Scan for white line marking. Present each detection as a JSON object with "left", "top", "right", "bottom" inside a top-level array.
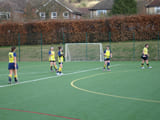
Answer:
[
  {"left": 0, "top": 71, "right": 50, "bottom": 76},
  {"left": 0, "top": 64, "right": 120, "bottom": 88}
]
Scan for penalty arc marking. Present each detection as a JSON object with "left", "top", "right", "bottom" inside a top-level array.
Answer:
[{"left": 70, "top": 71, "right": 160, "bottom": 104}]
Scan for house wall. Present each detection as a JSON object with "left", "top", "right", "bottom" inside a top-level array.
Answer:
[
  {"left": 90, "top": 10, "right": 111, "bottom": 18},
  {"left": 146, "top": 7, "right": 155, "bottom": 14},
  {"left": 146, "top": 7, "right": 160, "bottom": 14},
  {"left": 0, "top": 12, "right": 11, "bottom": 20},
  {"left": 39, "top": 1, "right": 80, "bottom": 19},
  {"left": 137, "top": 0, "right": 147, "bottom": 14},
  {"left": 12, "top": 12, "right": 24, "bottom": 22}
]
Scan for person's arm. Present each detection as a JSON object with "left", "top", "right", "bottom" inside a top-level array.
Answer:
[
  {"left": 104, "top": 50, "right": 106, "bottom": 57},
  {"left": 49, "top": 51, "right": 52, "bottom": 56},
  {"left": 58, "top": 51, "right": 61, "bottom": 57},
  {"left": 14, "top": 53, "right": 17, "bottom": 68},
  {"left": 110, "top": 53, "right": 112, "bottom": 58},
  {"left": 61, "top": 49, "right": 65, "bottom": 58},
  {"left": 142, "top": 49, "right": 144, "bottom": 55}
]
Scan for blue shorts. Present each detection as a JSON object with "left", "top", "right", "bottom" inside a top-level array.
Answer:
[
  {"left": 8, "top": 63, "right": 18, "bottom": 70},
  {"left": 104, "top": 58, "right": 110, "bottom": 61}
]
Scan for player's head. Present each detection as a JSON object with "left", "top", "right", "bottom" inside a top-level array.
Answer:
[
  {"left": 106, "top": 45, "right": 110, "bottom": 50},
  {"left": 145, "top": 44, "right": 149, "bottom": 48},
  {"left": 11, "top": 46, "right": 16, "bottom": 52},
  {"left": 58, "top": 46, "right": 63, "bottom": 51},
  {"left": 51, "top": 47, "right": 54, "bottom": 50}
]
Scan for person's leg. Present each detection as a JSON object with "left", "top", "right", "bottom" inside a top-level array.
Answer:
[
  {"left": 146, "top": 60, "right": 148, "bottom": 64},
  {"left": 53, "top": 62, "right": 58, "bottom": 72},
  {"left": 107, "top": 60, "right": 111, "bottom": 70},
  {"left": 103, "top": 61, "right": 107, "bottom": 70},
  {"left": 141, "top": 59, "right": 145, "bottom": 69},
  {"left": 50, "top": 62, "right": 53, "bottom": 71},
  {"left": 146, "top": 60, "right": 152, "bottom": 68},
  {"left": 13, "top": 70, "right": 18, "bottom": 83},
  {"left": 8, "top": 70, "right": 12, "bottom": 84},
  {"left": 58, "top": 63, "right": 63, "bottom": 74}
]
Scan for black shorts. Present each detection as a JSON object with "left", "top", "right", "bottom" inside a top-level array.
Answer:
[
  {"left": 104, "top": 58, "right": 110, "bottom": 61},
  {"left": 49, "top": 61, "right": 56, "bottom": 62},
  {"left": 141, "top": 55, "right": 148, "bottom": 60},
  {"left": 59, "top": 62, "right": 63, "bottom": 64}
]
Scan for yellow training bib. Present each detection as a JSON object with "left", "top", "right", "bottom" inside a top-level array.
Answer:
[
  {"left": 49, "top": 51, "right": 55, "bottom": 61},
  {"left": 8, "top": 52, "right": 15, "bottom": 63},
  {"left": 105, "top": 50, "right": 111, "bottom": 58},
  {"left": 143, "top": 47, "right": 148, "bottom": 55}
]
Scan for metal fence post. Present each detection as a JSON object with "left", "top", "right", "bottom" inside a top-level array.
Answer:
[
  {"left": 63, "top": 32, "right": 65, "bottom": 50},
  {"left": 109, "top": 32, "right": 111, "bottom": 49},
  {"left": 63, "top": 32, "right": 65, "bottom": 61},
  {"left": 133, "top": 32, "right": 135, "bottom": 61},
  {"left": 41, "top": 33, "right": 43, "bottom": 62},
  {"left": 18, "top": 33, "right": 20, "bottom": 62},
  {"left": 158, "top": 32, "right": 160, "bottom": 60},
  {"left": 86, "top": 32, "right": 88, "bottom": 60}
]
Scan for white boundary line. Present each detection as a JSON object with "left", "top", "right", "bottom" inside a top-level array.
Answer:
[
  {"left": 0, "top": 71, "right": 50, "bottom": 76},
  {"left": 0, "top": 64, "right": 120, "bottom": 88}
]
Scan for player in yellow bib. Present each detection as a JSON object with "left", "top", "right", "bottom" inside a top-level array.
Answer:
[
  {"left": 48, "top": 47, "right": 58, "bottom": 72},
  {"left": 57, "top": 46, "right": 64, "bottom": 75},
  {"left": 8, "top": 46, "right": 18, "bottom": 84},
  {"left": 103, "top": 46, "right": 112, "bottom": 71},
  {"left": 141, "top": 44, "right": 152, "bottom": 69}
]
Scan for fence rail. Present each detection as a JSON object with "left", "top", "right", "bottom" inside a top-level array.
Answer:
[{"left": 0, "top": 32, "right": 159, "bottom": 61}]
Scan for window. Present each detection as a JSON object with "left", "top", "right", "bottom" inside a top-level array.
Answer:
[
  {"left": 96, "top": 10, "right": 107, "bottom": 16},
  {"left": 63, "top": 11, "right": 69, "bottom": 19},
  {"left": 72, "top": 15, "right": 76, "bottom": 19},
  {"left": 77, "top": 15, "right": 80, "bottom": 19},
  {"left": 155, "top": 7, "right": 160, "bottom": 14},
  {"left": 39, "top": 12, "right": 46, "bottom": 18},
  {"left": 51, "top": 12, "right": 57, "bottom": 19}
]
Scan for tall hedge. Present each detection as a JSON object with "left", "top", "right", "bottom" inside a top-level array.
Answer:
[{"left": 0, "top": 15, "right": 160, "bottom": 46}]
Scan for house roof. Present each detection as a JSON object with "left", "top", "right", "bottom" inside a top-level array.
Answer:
[
  {"left": 89, "top": 0, "right": 114, "bottom": 10},
  {"left": 57, "top": 0, "right": 81, "bottom": 15},
  {"left": 0, "top": 0, "right": 81, "bottom": 15},
  {"left": 0, "top": 1, "right": 12, "bottom": 11},
  {"left": 0, "top": 0, "right": 26, "bottom": 12},
  {"left": 37, "top": 0, "right": 82, "bottom": 15},
  {"left": 78, "top": 8, "right": 90, "bottom": 15},
  {"left": 146, "top": 0, "right": 160, "bottom": 7}
]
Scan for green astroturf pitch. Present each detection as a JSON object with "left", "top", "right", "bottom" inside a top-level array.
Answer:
[{"left": 0, "top": 61, "right": 160, "bottom": 120}]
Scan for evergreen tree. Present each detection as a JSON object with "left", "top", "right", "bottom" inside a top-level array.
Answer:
[{"left": 112, "top": 0, "right": 137, "bottom": 15}]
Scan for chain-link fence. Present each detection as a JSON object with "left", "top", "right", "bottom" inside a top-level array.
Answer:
[{"left": 0, "top": 32, "right": 159, "bottom": 61}]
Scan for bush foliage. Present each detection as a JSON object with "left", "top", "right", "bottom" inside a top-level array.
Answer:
[
  {"left": 0, "top": 15, "right": 160, "bottom": 46},
  {"left": 112, "top": 0, "right": 137, "bottom": 15}
]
